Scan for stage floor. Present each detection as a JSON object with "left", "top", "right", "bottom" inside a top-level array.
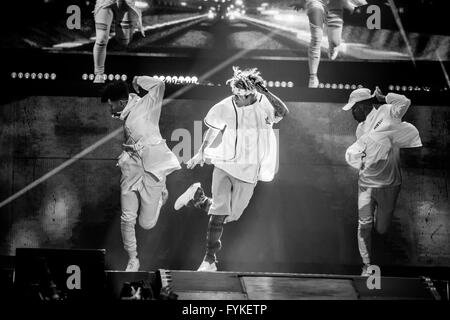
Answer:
[{"left": 155, "top": 270, "right": 440, "bottom": 300}]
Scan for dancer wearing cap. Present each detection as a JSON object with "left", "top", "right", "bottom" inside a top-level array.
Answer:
[
  {"left": 93, "top": 0, "right": 145, "bottom": 83},
  {"left": 342, "top": 86, "right": 422, "bottom": 276},
  {"left": 101, "top": 76, "right": 181, "bottom": 271},
  {"left": 173, "top": 66, "right": 289, "bottom": 272}
]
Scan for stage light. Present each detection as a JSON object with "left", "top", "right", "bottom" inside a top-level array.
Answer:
[
  {"left": 388, "top": 85, "right": 394, "bottom": 91},
  {"left": 153, "top": 75, "right": 158, "bottom": 79},
  {"left": 121, "top": 74, "right": 127, "bottom": 81},
  {"left": 179, "top": 76, "right": 185, "bottom": 84},
  {"left": 11, "top": 72, "right": 17, "bottom": 79},
  {"left": 51, "top": 73, "right": 56, "bottom": 80},
  {"left": 263, "top": 80, "right": 267, "bottom": 87},
  {"left": 82, "top": 74, "right": 88, "bottom": 80},
  {"left": 115, "top": 74, "right": 120, "bottom": 80},
  {"left": 408, "top": 86, "right": 413, "bottom": 91},
  {"left": 325, "top": 83, "right": 331, "bottom": 89},
  {"left": 395, "top": 85, "right": 400, "bottom": 91},
  {"left": 331, "top": 83, "right": 337, "bottom": 89},
  {"left": 185, "top": 76, "right": 192, "bottom": 84},
  {"left": 108, "top": 74, "right": 114, "bottom": 81},
  {"left": 159, "top": 76, "right": 165, "bottom": 81},
  {"left": 415, "top": 86, "right": 420, "bottom": 91},
  {"left": 18, "top": 72, "right": 23, "bottom": 79},
  {"left": 401, "top": 86, "right": 407, "bottom": 91},
  {"left": 351, "top": 84, "right": 356, "bottom": 89},
  {"left": 44, "top": 73, "right": 50, "bottom": 80},
  {"left": 165, "top": 76, "right": 172, "bottom": 83},
  {"left": 24, "top": 72, "right": 30, "bottom": 79},
  {"left": 319, "top": 83, "right": 324, "bottom": 88},
  {"left": 287, "top": 81, "right": 294, "bottom": 88},
  {"left": 357, "top": 85, "right": 363, "bottom": 88},
  {"left": 281, "top": 81, "right": 287, "bottom": 88},
  {"left": 274, "top": 81, "right": 280, "bottom": 87},
  {"left": 89, "top": 74, "right": 95, "bottom": 81},
  {"left": 192, "top": 76, "right": 198, "bottom": 84},
  {"left": 344, "top": 84, "right": 350, "bottom": 89},
  {"left": 134, "top": 1, "right": 149, "bottom": 9},
  {"left": 171, "top": 76, "right": 178, "bottom": 84},
  {"left": 31, "top": 73, "right": 36, "bottom": 79},
  {"left": 268, "top": 81, "right": 274, "bottom": 87},
  {"left": 338, "top": 84, "right": 344, "bottom": 89}
]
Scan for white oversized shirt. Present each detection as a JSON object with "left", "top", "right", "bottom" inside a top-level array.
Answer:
[
  {"left": 345, "top": 93, "right": 422, "bottom": 187},
  {"left": 117, "top": 76, "right": 181, "bottom": 181},
  {"left": 203, "top": 93, "right": 280, "bottom": 183}
]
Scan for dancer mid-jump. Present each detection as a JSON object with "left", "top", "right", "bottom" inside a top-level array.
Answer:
[
  {"left": 101, "top": 75, "right": 180, "bottom": 271},
  {"left": 174, "top": 66, "right": 289, "bottom": 272}
]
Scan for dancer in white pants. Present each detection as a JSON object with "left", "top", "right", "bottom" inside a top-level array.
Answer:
[
  {"left": 101, "top": 76, "right": 181, "bottom": 271},
  {"left": 93, "top": 0, "right": 144, "bottom": 83},
  {"left": 343, "top": 87, "right": 422, "bottom": 276},
  {"left": 174, "top": 67, "right": 289, "bottom": 272},
  {"left": 291, "top": 0, "right": 367, "bottom": 87}
]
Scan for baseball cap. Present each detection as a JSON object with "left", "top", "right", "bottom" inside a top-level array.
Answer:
[{"left": 342, "top": 88, "right": 375, "bottom": 111}]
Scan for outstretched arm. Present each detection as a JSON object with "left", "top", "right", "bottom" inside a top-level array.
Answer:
[
  {"left": 132, "top": 75, "right": 165, "bottom": 100},
  {"left": 186, "top": 128, "right": 220, "bottom": 169},
  {"left": 374, "top": 86, "right": 411, "bottom": 120}
]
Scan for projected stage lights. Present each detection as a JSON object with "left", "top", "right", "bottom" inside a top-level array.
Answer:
[
  {"left": 81, "top": 74, "right": 127, "bottom": 81},
  {"left": 11, "top": 72, "right": 56, "bottom": 80},
  {"left": 152, "top": 75, "right": 200, "bottom": 85}
]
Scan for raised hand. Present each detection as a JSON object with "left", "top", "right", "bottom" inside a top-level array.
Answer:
[{"left": 186, "top": 152, "right": 205, "bottom": 169}]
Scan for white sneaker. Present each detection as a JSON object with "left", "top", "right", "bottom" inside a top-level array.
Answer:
[
  {"left": 361, "top": 264, "right": 371, "bottom": 277},
  {"left": 93, "top": 74, "right": 105, "bottom": 84},
  {"left": 125, "top": 257, "right": 140, "bottom": 272},
  {"left": 197, "top": 261, "right": 217, "bottom": 272},
  {"left": 174, "top": 182, "right": 201, "bottom": 211},
  {"left": 329, "top": 46, "right": 339, "bottom": 60},
  {"left": 308, "top": 75, "right": 319, "bottom": 88}
]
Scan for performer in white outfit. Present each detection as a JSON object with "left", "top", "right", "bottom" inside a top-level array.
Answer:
[
  {"left": 93, "top": 0, "right": 145, "bottom": 83},
  {"left": 343, "top": 87, "right": 422, "bottom": 276},
  {"left": 174, "top": 67, "right": 289, "bottom": 272},
  {"left": 101, "top": 76, "right": 181, "bottom": 271}
]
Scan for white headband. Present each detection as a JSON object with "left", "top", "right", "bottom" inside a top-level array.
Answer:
[{"left": 231, "top": 86, "right": 256, "bottom": 96}]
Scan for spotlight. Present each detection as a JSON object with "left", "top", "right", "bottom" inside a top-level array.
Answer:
[
  {"left": 121, "top": 74, "right": 127, "bottom": 81},
  {"left": 331, "top": 83, "right": 337, "bottom": 89},
  {"left": 153, "top": 75, "right": 159, "bottom": 79},
  {"left": 281, "top": 81, "right": 287, "bottom": 88},
  {"left": 171, "top": 76, "right": 178, "bottom": 84},
  {"left": 319, "top": 83, "right": 324, "bottom": 88},
  {"left": 287, "top": 81, "right": 294, "bottom": 88},
  {"left": 268, "top": 81, "right": 274, "bottom": 87},
  {"left": 178, "top": 76, "right": 185, "bottom": 84},
  {"left": 351, "top": 84, "right": 357, "bottom": 89},
  {"left": 388, "top": 85, "right": 394, "bottom": 91},
  {"left": 325, "top": 83, "right": 331, "bottom": 89},
  {"left": 31, "top": 73, "right": 36, "bottom": 79},
  {"left": 408, "top": 86, "right": 413, "bottom": 91},
  {"left": 401, "top": 86, "right": 407, "bottom": 91},
  {"left": 185, "top": 76, "right": 192, "bottom": 84},
  {"left": 89, "top": 74, "right": 95, "bottom": 81},
  {"left": 108, "top": 74, "right": 114, "bottom": 81},
  {"left": 159, "top": 76, "right": 165, "bottom": 81},
  {"left": 82, "top": 74, "right": 88, "bottom": 80},
  {"left": 344, "top": 84, "right": 350, "bottom": 89},
  {"left": 18, "top": 72, "right": 23, "bottom": 79},
  {"left": 44, "top": 73, "right": 50, "bottom": 80},
  {"left": 115, "top": 74, "right": 120, "bottom": 80},
  {"left": 274, "top": 81, "right": 280, "bottom": 87},
  {"left": 165, "top": 76, "right": 172, "bottom": 83},
  {"left": 338, "top": 84, "right": 344, "bottom": 89},
  {"left": 24, "top": 72, "right": 30, "bottom": 79},
  {"left": 357, "top": 84, "right": 363, "bottom": 88},
  {"left": 11, "top": 72, "right": 17, "bottom": 79},
  {"left": 191, "top": 76, "right": 199, "bottom": 84},
  {"left": 395, "top": 85, "right": 400, "bottom": 91},
  {"left": 51, "top": 73, "right": 56, "bottom": 80}
]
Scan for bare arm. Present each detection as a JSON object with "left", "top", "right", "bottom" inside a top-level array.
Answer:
[
  {"left": 187, "top": 128, "right": 221, "bottom": 169},
  {"left": 256, "top": 83, "right": 289, "bottom": 118}
]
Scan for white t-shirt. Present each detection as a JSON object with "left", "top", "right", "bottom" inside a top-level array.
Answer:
[
  {"left": 345, "top": 93, "right": 422, "bottom": 188},
  {"left": 204, "top": 93, "right": 279, "bottom": 183}
]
